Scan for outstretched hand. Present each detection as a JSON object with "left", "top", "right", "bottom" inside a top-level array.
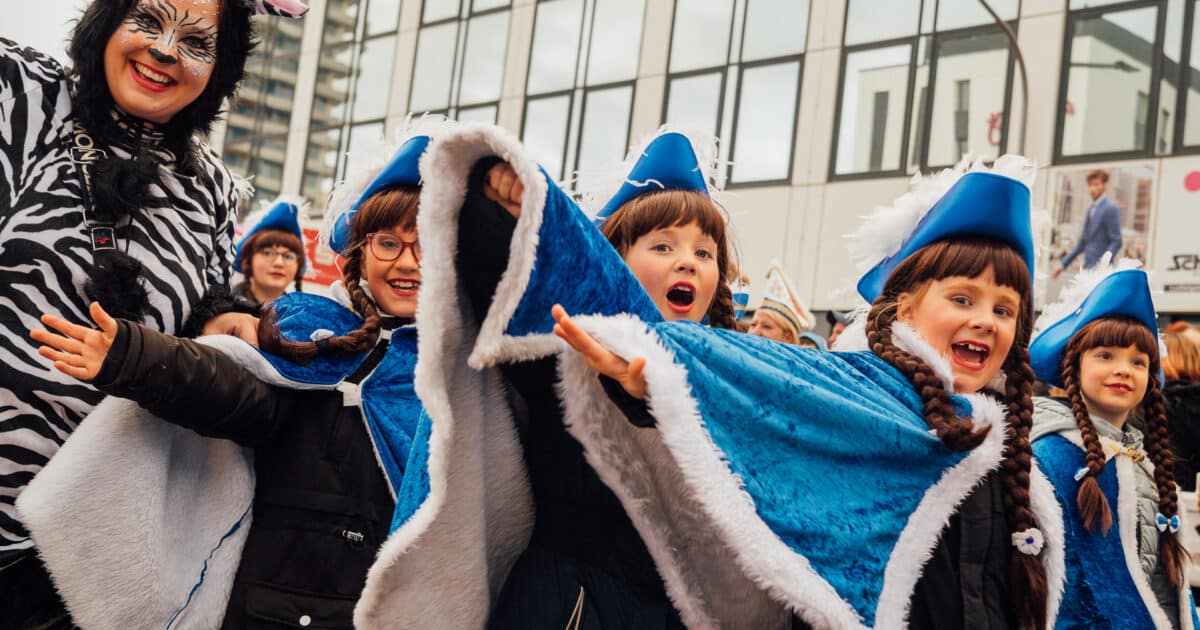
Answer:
[
  {"left": 552, "top": 304, "right": 647, "bottom": 399},
  {"left": 31, "top": 302, "right": 119, "bottom": 381},
  {"left": 483, "top": 162, "right": 524, "bottom": 218},
  {"left": 202, "top": 311, "right": 261, "bottom": 347}
]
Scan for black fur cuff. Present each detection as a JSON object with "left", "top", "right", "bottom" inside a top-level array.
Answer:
[{"left": 180, "top": 285, "right": 261, "bottom": 338}]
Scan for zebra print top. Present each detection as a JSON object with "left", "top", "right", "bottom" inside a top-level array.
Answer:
[{"left": 0, "top": 38, "right": 246, "bottom": 561}]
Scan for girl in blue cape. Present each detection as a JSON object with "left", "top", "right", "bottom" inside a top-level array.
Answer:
[
  {"left": 550, "top": 156, "right": 1068, "bottom": 629},
  {"left": 23, "top": 128, "right": 438, "bottom": 629},
  {"left": 1029, "top": 259, "right": 1198, "bottom": 629}
]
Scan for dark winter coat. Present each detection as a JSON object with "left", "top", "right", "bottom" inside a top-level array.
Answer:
[
  {"left": 1166, "top": 380, "right": 1200, "bottom": 492},
  {"left": 94, "top": 320, "right": 395, "bottom": 629}
]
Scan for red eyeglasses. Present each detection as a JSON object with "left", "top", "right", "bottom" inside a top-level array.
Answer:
[{"left": 365, "top": 233, "right": 421, "bottom": 262}]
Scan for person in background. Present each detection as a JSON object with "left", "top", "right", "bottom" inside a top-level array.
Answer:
[
  {"left": 233, "top": 198, "right": 308, "bottom": 306},
  {"left": 747, "top": 262, "right": 813, "bottom": 345},
  {"left": 1053, "top": 169, "right": 1122, "bottom": 278},
  {"left": 1162, "top": 331, "right": 1200, "bottom": 492},
  {"left": 797, "top": 332, "right": 827, "bottom": 351},
  {"left": 826, "top": 309, "right": 850, "bottom": 347}
]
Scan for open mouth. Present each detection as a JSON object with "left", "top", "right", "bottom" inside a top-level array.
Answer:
[
  {"left": 130, "top": 61, "right": 176, "bottom": 90},
  {"left": 1106, "top": 382, "right": 1134, "bottom": 394},
  {"left": 387, "top": 279, "right": 420, "bottom": 297},
  {"left": 950, "top": 340, "right": 990, "bottom": 370},
  {"left": 665, "top": 282, "right": 696, "bottom": 313}
]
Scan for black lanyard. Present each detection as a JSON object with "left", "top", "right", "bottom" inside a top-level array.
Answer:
[{"left": 69, "top": 124, "right": 119, "bottom": 261}]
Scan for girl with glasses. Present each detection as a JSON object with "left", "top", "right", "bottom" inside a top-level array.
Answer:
[
  {"left": 232, "top": 198, "right": 309, "bottom": 307},
  {"left": 24, "top": 124, "right": 441, "bottom": 629}
]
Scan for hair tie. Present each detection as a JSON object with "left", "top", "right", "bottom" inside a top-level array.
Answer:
[
  {"left": 315, "top": 338, "right": 332, "bottom": 354},
  {"left": 1074, "top": 467, "right": 1090, "bottom": 482},
  {"left": 1012, "top": 528, "right": 1044, "bottom": 556}
]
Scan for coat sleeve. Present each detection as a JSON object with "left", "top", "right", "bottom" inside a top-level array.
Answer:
[
  {"left": 1103, "top": 200, "right": 1123, "bottom": 258},
  {"left": 93, "top": 320, "right": 296, "bottom": 447}
]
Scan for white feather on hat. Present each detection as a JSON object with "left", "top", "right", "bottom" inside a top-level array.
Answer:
[
  {"left": 318, "top": 114, "right": 455, "bottom": 252},
  {"left": 1033, "top": 254, "right": 1147, "bottom": 338},
  {"left": 844, "top": 154, "right": 1039, "bottom": 277},
  {"left": 576, "top": 124, "right": 726, "bottom": 220}
]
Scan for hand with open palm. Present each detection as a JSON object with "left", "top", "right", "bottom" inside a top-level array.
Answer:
[
  {"left": 551, "top": 304, "right": 647, "bottom": 400},
  {"left": 30, "top": 302, "right": 119, "bottom": 382}
]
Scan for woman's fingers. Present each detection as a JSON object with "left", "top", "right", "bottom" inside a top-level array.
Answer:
[
  {"left": 89, "top": 302, "right": 118, "bottom": 335},
  {"left": 39, "top": 313, "right": 91, "bottom": 341},
  {"left": 52, "top": 361, "right": 93, "bottom": 381},
  {"left": 30, "top": 328, "right": 83, "bottom": 355},
  {"left": 38, "top": 346, "right": 82, "bottom": 367}
]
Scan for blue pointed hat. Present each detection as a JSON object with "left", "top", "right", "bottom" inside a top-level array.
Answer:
[
  {"left": 234, "top": 199, "right": 306, "bottom": 271},
  {"left": 855, "top": 171, "right": 1035, "bottom": 302},
  {"left": 593, "top": 132, "right": 710, "bottom": 226},
  {"left": 327, "top": 135, "right": 430, "bottom": 255},
  {"left": 1030, "top": 267, "right": 1159, "bottom": 388}
]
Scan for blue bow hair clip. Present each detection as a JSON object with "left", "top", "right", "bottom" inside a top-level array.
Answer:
[{"left": 1156, "top": 513, "right": 1181, "bottom": 533}]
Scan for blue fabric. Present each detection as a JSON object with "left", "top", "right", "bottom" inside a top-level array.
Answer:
[
  {"left": 329, "top": 135, "right": 429, "bottom": 255},
  {"left": 502, "top": 168, "right": 662, "bottom": 338},
  {"left": 644, "top": 323, "right": 981, "bottom": 626},
  {"left": 1061, "top": 196, "right": 1122, "bottom": 270},
  {"left": 250, "top": 292, "right": 425, "bottom": 497},
  {"left": 857, "top": 172, "right": 1035, "bottom": 302},
  {"left": 1032, "top": 434, "right": 1158, "bottom": 629},
  {"left": 233, "top": 200, "right": 305, "bottom": 271},
  {"left": 1029, "top": 270, "right": 1159, "bottom": 388},
  {"left": 595, "top": 132, "right": 709, "bottom": 225},
  {"left": 390, "top": 409, "right": 433, "bottom": 534}
]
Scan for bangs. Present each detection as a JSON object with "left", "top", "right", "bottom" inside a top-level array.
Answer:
[
  {"left": 247, "top": 229, "right": 303, "bottom": 255},
  {"left": 600, "top": 190, "right": 728, "bottom": 258},
  {"left": 889, "top": 236, "right": 1030, "bottom": 299},
  {"left": 349, "top": 186, "right": 421, "bottom": 244},
  {"left": 1071, "top": 317, "right": 1159, "bottom": 359}
]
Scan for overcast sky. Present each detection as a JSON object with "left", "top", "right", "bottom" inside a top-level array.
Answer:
[{"left": 1, "top": 0, "right": 90, "bottom": 63}]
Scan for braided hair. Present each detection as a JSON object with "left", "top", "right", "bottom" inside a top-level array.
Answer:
[
  {"left": 600, "top": 189, "right": 739, "bottom": 330},
  {"left": 866, "top": 236, "right": 1048, "bottom": 629},
  {"left": 258, "top": 186, "right": 420, "bottom": 364},
  {"left": 1059, "top": 317, "right": 1186, "bottom": 588}
]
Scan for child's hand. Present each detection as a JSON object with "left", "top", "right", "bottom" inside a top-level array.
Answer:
[
  {"left": 202, "top": 312, "right": 260, "bottom": 347},
  {"left": 483, "top": 162, "right": 524, "bottom": 218},
  {"left": 552, "top": 304, "right": 647, "bottom": 399},
  {"left": 31, "top": 302, "right": 118, "bottom": 381}
]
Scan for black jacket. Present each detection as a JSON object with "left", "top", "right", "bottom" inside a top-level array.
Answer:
[
  {"left": 457, "top": 158, "right": 684, "bottom": 630},
  {"left": 1166, "top": 380, "right": 1200, "bottom": 492},
  {"left": 95, "top": 321, "right": 395, "bottom": 629}
]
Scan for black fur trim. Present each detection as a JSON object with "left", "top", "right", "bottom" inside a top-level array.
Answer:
[
  {"left": 179, "top": 285, "right": 262, "bottom": 338},
  {"left": 83, "top": 251, "right": 151, "bottom": 322},
  {"left": 91, "top": 155, "right": 158, "bottom": 223}
]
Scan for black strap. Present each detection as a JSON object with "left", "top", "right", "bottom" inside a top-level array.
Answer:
[{"left": 70, "top": 124, "right": 119, "bottom": 263}]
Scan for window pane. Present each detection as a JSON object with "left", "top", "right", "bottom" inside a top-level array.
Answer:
[
  {"left": 459, "top": 11, "right": 510, "bottom": 105},
  {"left": 731, "top": 61, "right": 800, "bottom": 182},
  {"left": 528, "top": 0, "right": 584, "bottom": 94},
  {"left": 664, "top": 72, "right": 723, "bottom": 137},
  {"left": 1069, "top": 0, "right": 1134, "bottom": 9},
  {"left": 409, "top": 23, "right": 459, "bottom": 112},
  {"left": 424, "top": 0, "right": 461, "bottom": 22},
  {"left": 317, "top": 44, "right": 356, "bottom": 124},
  {"left": 906, "top": 37, "right": 930, "bottom": 172},
  {"left": 303, "top": 126, "right": 344, "bottom": 204},
  {"left": 576, "top": 86, "right": 634, "bottom": 184},
  {"left": 669, "top": 0, "right": 735, "bottom": 72},
  {"left": 1186, "top": 1, "right": 1200, "bottom": 146},
  {"left": 587, "top": 0, "right": 645, "bottom": 84},
  {"left": 366, "top": 0, "right": 401, "bottom": 34},
  {"left": 523, "top": 95, "right": 572, "bottom": 179},
  {"left": 835, "top": 44, "right": 912, "bottom": 174},
  {"left": 844, "top": 0, "right": 921, "bottom": 47},
  {"left": 1060, "top": 7, "right": 1158, "bottom": 156},
  {"left": 352, "top": 35, "right": 396, "bottom": 121},
  {"left": 1155, "top": 0, "right": 1186, "bottom": 155},
  {"left": 343, "top": 122, "right": 385, "bottom": 178},
  {"left": 742, "top": 0, "right": 810, "bottom": 61},
  {"left": 936, "top": 0, "right": 1018, "bottom": 31},
  {"left": 224, "top": 135, "right": 289, "bottom": 206},
  {"left": 457, "top": 104, "right": 498, "bottom": 123},
  {"left": 323, "top": 0, "right": 363, "bottom": 46},
  {"left": 927, "top": 31, "right": 1009, "bottom": 166},
  {"left": 471, "top": 0, "right": 509, "bottom": 11}
]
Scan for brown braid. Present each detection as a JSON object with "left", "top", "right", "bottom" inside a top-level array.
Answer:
[
  {"left": 1143, "top": 377, "right": 1187, "bottom": 588},
  {"left": 707, "top": 275, "right": 738, "bottom": 330},
  {"left": 865, "top": 297, "right": 990, "bottom": 450},
  {"left": 256, "top": 185, "right": 419, "bottom": 365},
  {"left": 1001, "top": 345, "right": 1050, "bottom": 630},
  {"left": 1061, "top": 342, "right": 1114, "bottom": 534}
]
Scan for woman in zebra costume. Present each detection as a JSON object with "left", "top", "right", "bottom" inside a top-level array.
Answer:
[{"left": 0, "top": 0, "right": 307, "bottom": 626}]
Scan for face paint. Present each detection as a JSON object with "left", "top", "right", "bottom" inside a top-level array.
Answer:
[{"left": 103, "top": 0, "right": 219, "bottom": 123}]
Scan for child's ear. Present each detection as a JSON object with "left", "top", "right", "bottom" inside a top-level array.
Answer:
[{"left": 895, "top": 292, "right": 915, "bottom": 324}]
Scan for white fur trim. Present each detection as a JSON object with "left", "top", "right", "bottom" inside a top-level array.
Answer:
[
  {"left": 355, "top": 124, "right": 534, "bottom": 628},
  {"left": 890, "top": 321, "right": 955, "bottom": 392},
  {"left": 558, "top": 315, "right": 1024, "bottom": 628},
  {"left": 1029, "top": 460, "right": 1067, "bottom": 627},
  {"left": 845, "top": 154, "right": 1038, "bottom": 277},
  {"left": 1033, "top": 255, "right": 1146, "bottom": 338},
  {"left": 1115, "top": 455, "right": 1177, "bottom": 629}
]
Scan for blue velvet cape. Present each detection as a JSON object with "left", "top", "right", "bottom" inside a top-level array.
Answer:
[{"left": 1033, "top": 432, "right": 1199, "bottom": 630}]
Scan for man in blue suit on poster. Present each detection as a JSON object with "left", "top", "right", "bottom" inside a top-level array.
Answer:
[{"left": 1054, "top": 169, "right": 1123, "bottom": 278}]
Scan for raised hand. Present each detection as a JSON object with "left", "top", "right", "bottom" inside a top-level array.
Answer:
[
  {"left": 31, "top": 302, "right": 119, "bottom": 381},
  {"left": 483, "top": 162, "right": 524, "bottom": 218},
  {"left": 552, "top": 304, "right": 647, "bottom": 400},
  {"left": 202, "top": 311, "right": 261, "bottom": 347}
]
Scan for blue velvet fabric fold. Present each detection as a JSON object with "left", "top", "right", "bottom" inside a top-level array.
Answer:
[
  {"left": 1032, "top": 434, "right": 1157, "bottom": 629},
  {"left": 500, "top": 168, "right": 662, "bottom": 338},
  {"left": 252, "top": 292, "right": 425, "bottom": 498},
  {"left": 644, "top": 323, "right": 981, "bottom": 626}
]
